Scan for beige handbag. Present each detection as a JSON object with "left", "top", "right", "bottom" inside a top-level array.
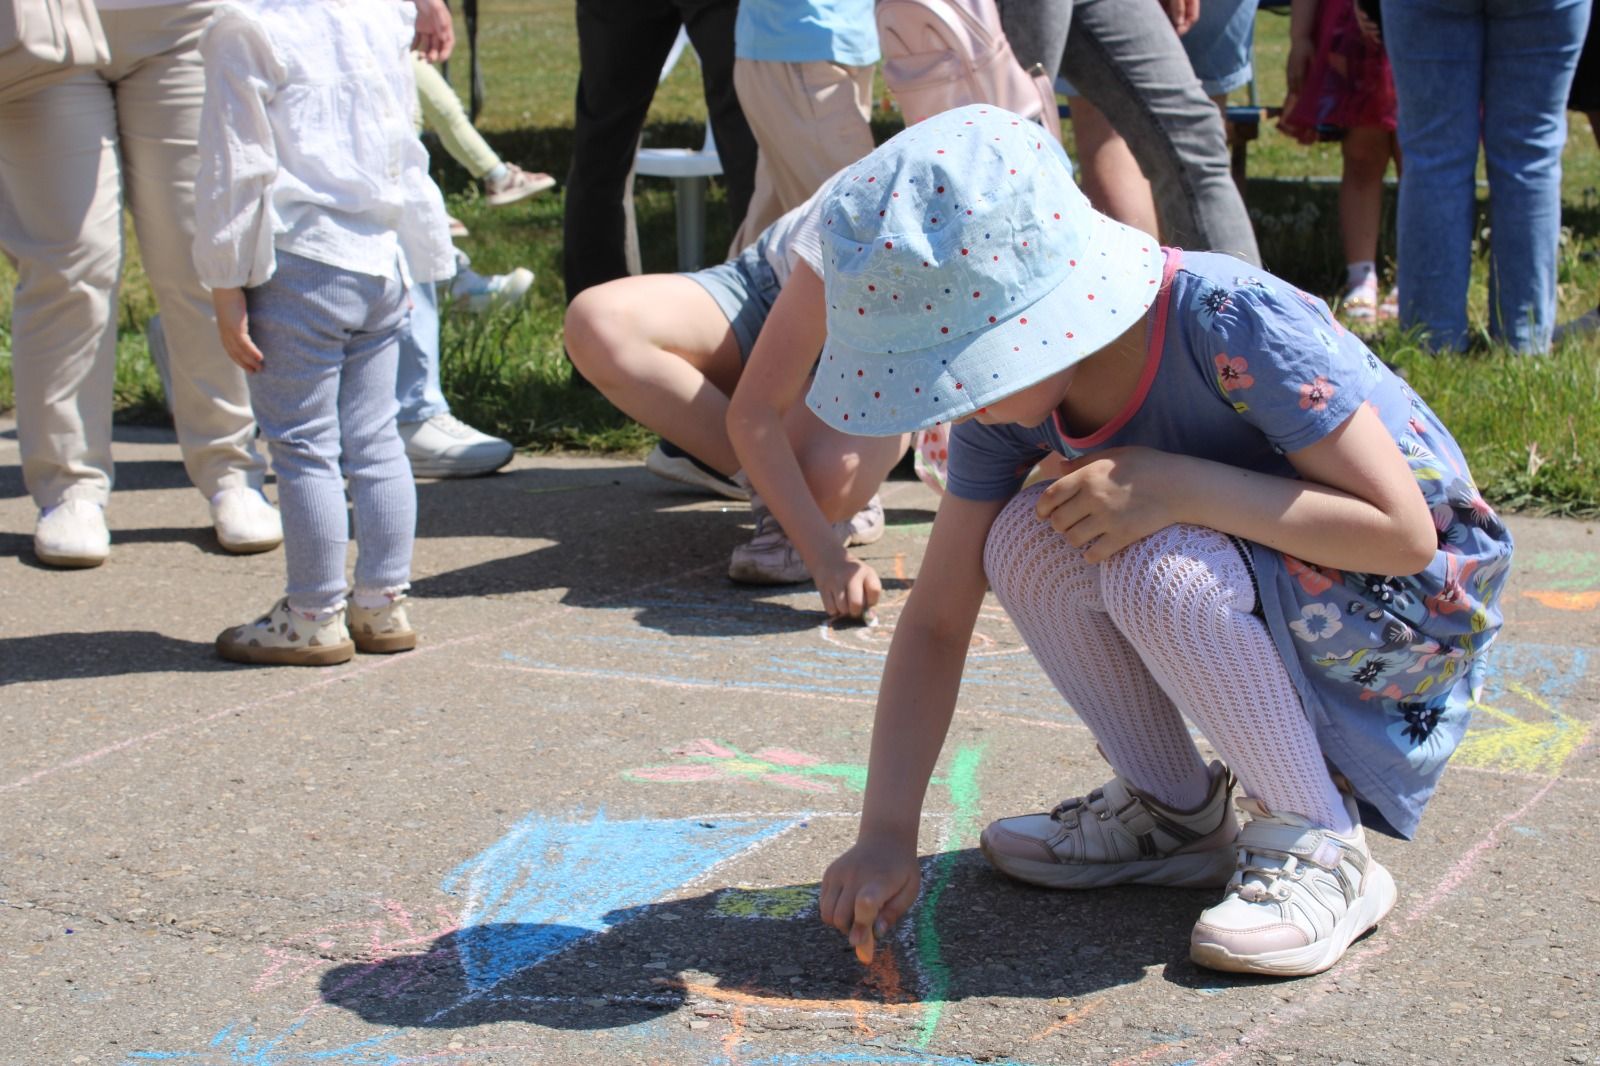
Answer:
[{"left": 0, "top": 0, "right": 110, "bottom": 105}]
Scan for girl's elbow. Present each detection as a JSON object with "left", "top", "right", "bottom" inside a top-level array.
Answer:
[{"left": 1394, "top": 512, "right": 1438, "bottom": 575}]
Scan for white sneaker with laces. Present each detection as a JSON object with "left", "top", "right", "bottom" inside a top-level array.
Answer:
[
  {"left": 34, "top": 498, "right": 110, "bottom": 568},
  {"left": 399, "top": 413, "right": 515, "bottom": 478},
  {"left": 451, "top": 266, "right": 535, "bottom": 313},
  {"left": 1189, "top": 794, "right": 1397, "bottom": 976},
  {"left": 210, "top": 487, "right": 283, "bottom": 554}
]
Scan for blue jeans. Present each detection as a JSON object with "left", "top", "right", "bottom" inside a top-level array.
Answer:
[
  {"left": 1384, "top": 0, "right": 1589, "bottom": 352},
  {"left": 395, "top": 278, "right": 450, "bottom": 424}
]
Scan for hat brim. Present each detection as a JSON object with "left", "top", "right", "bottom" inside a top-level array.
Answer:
[{"left": 808, "top": 220, "right": 1166, "bottom": 437}]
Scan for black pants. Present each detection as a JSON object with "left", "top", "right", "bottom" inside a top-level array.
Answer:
[{"left": 562, "top": 0, "right": 758, "bottom": 303}]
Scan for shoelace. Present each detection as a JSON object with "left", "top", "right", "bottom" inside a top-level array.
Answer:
[{"left": 1233, "top": 850, "right": 1301, "bottom": 903}]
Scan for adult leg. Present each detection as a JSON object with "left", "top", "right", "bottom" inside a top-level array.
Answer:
[
  {"left": 341, "top": 273, "right": 416, "bottom": 598},
  {"left": 1100, "top": 524, "right": 1350, "bottom": 831},
  {"left": 679, "top": 0, "right": 758, "bottom": 230},
  {"left": 563, "top": 0, "right": 683, "bottom": 300},
  {"left": 994, "top": 0, "right": 1073, "bottom": 77},
  {"left": 1063, "top": 0, "right": 1261, "bottom": 263},
  {"left": 730, "top": 59, "right": 875, "bottom": 248},
  {"left": 1481, "top": 0, "right": 1588, "bottom": 352},
  {"left": 108, "top": 2, "right": 267, "bottom": 499},
  {"left": 0, "top": 73, "right": 120, "bottom": 511},
  {"left": 563, "top": 274, "right": 746, "bottom": 473},
  {"left": 1383, "top": 0, "right": 1483, "bottom": 352}
]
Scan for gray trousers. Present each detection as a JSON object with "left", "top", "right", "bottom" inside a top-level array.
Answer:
[
  {"left": 245, "top": 252, "right": 416, "bottom": 611},
  {"left": 998, "top": 0, "right": 1261, "bottom": 264}
]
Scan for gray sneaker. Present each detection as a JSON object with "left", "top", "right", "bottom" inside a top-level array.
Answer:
[
  {"left": 399, "top": 413, "right": 514, "bottom": 478},
  {"left": 1190, "top": 794, "right": 1396, "bottom": 976},
  {"left": 845, "top": 494, "right": 884, "bottom": 546},
  {"left": 728, "top": 493, "right": 881, "bottom": 585},
  {"left": 980, "top": 761, "right": 1240, "bottom": 889}
]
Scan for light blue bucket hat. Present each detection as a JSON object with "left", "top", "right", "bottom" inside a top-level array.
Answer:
[{"left": 807, "top": 104, "right": 1164, "bottom": 436}]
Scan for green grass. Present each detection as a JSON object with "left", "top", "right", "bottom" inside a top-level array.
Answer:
[{"left": 1, "top": 1, "right": 1598, "bottom": 513}]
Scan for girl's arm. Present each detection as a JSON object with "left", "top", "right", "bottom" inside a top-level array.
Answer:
[
  {"left": 1037, "top": 402, "right": 1438, "bottom": 575},
  {"left": 818, "top": 492, "right": 1006, "bottom": 962},
  {"left": 727, "top": 263, "right": 879, "bottom": 618},
  {"left": 1286, "top": 0, "right": 1317, "bottom": 95},
  {"left": 192, "top": 11, "right": 283, "bottom": 292}
]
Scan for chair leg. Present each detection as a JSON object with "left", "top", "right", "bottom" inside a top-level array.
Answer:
[{"left": 675, "top": 175, "right": 709, "bottom": 271}]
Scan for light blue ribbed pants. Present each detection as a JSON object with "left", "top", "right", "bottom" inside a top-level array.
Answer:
[{"left": 244, "top": 251, "right": 416, "bottom": 612}]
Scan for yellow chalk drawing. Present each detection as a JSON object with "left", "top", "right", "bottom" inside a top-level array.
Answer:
[
  {"left": 1457, "top": 682, "right": 1590, "bottom": 776},
  {"left": 712, "top": 884, "right": 820, "bottom": 920}
]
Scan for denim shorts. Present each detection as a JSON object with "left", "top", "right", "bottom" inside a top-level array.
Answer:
[
  {"left": 682, "top": 235, "right": 782, "bottom": 363},
  {"left": 1057, "top": 0, "right": 1257, "bottom": 99}
]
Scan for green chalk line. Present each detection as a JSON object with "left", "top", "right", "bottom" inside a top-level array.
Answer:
[{"left": 914, "top": 742, "right": 985, "bottom": 1049}]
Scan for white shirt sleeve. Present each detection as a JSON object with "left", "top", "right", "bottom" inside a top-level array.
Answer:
[{"left": 191, "top": 7, "right": 287, "bottom": 290}]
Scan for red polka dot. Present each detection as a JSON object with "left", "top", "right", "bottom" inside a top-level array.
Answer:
[
  {"left": 966, "top": 209, "right": 973, "bottom": 215},
  {"left": 857, "top": 308, "right": 865, "bottom": 315},
  {"left": 1009, "top": 169, "right": 1016, "bottom": 174},
  {"left": 1070, "top": 259, "right": 1077, "bottom": 266},
  {"left": 988, "top": 316, "right": 996, "bottom": 323},
  {"left": 930, "top": 217, "right": 938, "bottom": 224},
  {"left": 1054, "top": 213, "right": 1061, "bottom": 220},
  {"left": 843, "top": 414, "right": 849, "bottom": 420},
  {"left": 925, "top": 304, "right": 933, "bottom": 310},
  {"left": 893, "top": 191, "right": 899, "bottom": 198},
  {"left": 885, "top": 241, "right": 893, "bottom": 249},
  {"left": 940, "top": 326, "right": 949, "bottom": 334},
  {"left": 1087, "top": 294, "right": 1095, "bottom": 300},
  {"left": 936, "top": 149, "right": 945, "bottom": 154},
  {"left": 879, "top": 210, "right": 885, "bottom": 217},
  {"left": 992, "top": 255, "right": 999, "bottom": 261},
  {"left": 1019, "top": 317, "right": 1028, "bottom": 325},
  {"left": 1141, "top": 247, "right": 1149, "bottom": 253},
  {"left": 1066, "top": 331, "right": 1075, "bottom": 338},
  {"left": 868, "top": 284, "right": 876, "bottom": 291},
  {"left": 1022, "top": 241, "right": 1028, "bottom": 247},
  {"left": 915, "top": 387, "right": 921, "bottom": 394},
  {"left": 857, "top": 370, "right": 864, "bottom": 376},
  {"left": 873, "top": 392, "right": 880, "bottom": 399},
  {"left": 954, "top": 383, "right": 963, "bottom": 390},
  {"left": 973, "top": 291, "right": 981, "bottom": 298},
  {"left": 1012, "top": 346, "right": 1020, "bottom": 352},
  {"left": 892, "top": 294, "right": 899, "bottom": 300},
  {"left": 867, "top": 176, "right": 876, "bottom": 183},
  {"left": 960, "top": 248, "right": 969, "bottom": 256},
  {"left": 937, "top": 185, "right": 945, "bottom": 193}
]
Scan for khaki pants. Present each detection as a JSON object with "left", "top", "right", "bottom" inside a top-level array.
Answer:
[
  {"left": 0, "top": 1, "right": 265, "bottom": 510},
  {"left": 729, "top": 58, "right": 875, "bottom": 254}
]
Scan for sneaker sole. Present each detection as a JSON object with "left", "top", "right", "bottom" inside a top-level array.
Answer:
[
  {"left": 354, "top": 631, "right": 417, "bottom": 654},
  {"left": 407, "top": 448, "right": 515, "bottom": 479},
  {"left": 216, "top": 638, "right": 355, "bottom": 667},
  {"left": 485, "top": 175, "right": 556, "bottom": 206},
  {"left": 728, "top": 559, "right": 811, "bottom": 585},
  {"left": 980, "top": 832, "right": 1239, "bottom": 889},
  {"left": 34, "top": 548, "right": 108, "bottom": 569},
  {"left": 217, "top": 535, "right": 283, "bottom": 555},
  {"left": 645, "top": 449, "right": 749, "bottom": 501},
  {"left": 1189, "top": 859, "right": 1398, "bottom": 976},
  {"left": 846, "top": 523, "right": 884, "bottom": 548}
]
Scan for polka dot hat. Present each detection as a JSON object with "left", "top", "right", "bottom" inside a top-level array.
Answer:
[{"left": 807, "top": 104, "right": 1165, "bottom": 436}]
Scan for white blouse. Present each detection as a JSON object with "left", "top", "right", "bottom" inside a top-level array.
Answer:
[{"left": 191, "top": 0, "right": 454, "bottom": 290}]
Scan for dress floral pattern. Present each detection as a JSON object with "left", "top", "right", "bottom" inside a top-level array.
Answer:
[{"left": 947, "top": 250, "right": 1513, "bottom": 838}]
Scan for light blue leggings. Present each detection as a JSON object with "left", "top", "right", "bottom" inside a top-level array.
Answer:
[{"left": 245, "top": 251, "right": 417, "bottom": 611}]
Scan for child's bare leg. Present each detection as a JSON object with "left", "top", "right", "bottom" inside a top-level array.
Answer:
[
  {"left": 782, "top": 402, "right": 908, "bottom": 522},
  {"left": 1069, "top": 96, "right": 1161, "bottom": 238},
  {"left": 564, "top": 275, "right": 745, "bottom": 474},
  {"left": 1340, "top": 126, "right": 1392, "bottom": 269}
]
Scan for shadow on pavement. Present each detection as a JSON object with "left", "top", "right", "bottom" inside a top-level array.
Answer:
[
  {"left": 0, "top": 630, "right": 232, "bottom": 685},
  {"left": 319, "top": 855, "right": 1262, "bottom": 1033}
]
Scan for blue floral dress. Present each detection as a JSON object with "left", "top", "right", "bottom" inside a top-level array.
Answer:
[{"left": 946, "top": 250, "right": 1514, "bottom": 838}]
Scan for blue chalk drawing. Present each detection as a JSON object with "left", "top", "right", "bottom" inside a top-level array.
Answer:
[{"left": 124, "top": 811, "right": 797, "bottom": 1065}]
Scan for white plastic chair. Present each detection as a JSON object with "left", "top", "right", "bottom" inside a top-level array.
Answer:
[{"left": 634, "top": 27, "right": 724, "bottom": 271}]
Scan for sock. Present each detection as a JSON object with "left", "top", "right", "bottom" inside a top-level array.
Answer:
[
  {"left": 1345, "top": 260, "right": 1377, "bottom": 290},
  {"left": 1100, "top": 524, "right": 1354, "bottom": 833},
  {"left": 984, "top": 486, "right": 1212, "bottom": 810},
  {"left": 286, "top": 598, "right": 344, "bottom": 621},
  {"left": 484, "top": 162, "right": 509, "bottom": 186},
  {"left": 352, "top": 585, "right": 408, "bottom": 610}
]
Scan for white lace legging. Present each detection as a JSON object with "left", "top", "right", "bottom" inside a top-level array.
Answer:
[{"left": 983, "top": 483, "right": 1350, "bottom": 831}]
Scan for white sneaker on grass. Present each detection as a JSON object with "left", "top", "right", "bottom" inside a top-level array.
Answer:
[
  {"left": 1189, "top": 794, "right": 1397, "bottom": 976},
  {"left": 980, "top": 761, "right": 1241, "bottom": 889},
  {"left": 399, "top": 413, "right": 514, "bottom": 479},
  {"left": 34, "top": 499, "right": 110, "bottom": 569},
  {"left": 451, "top": 266, "right": 535, "bottom": 314},
  {"left": 210, "top": 487, "right": 283, "bottom": 554}
]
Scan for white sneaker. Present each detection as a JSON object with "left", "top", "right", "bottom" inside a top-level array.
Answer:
[
  {"left": 1189, "top": 795, "right": 1397, "bottom": 976},
  {"left": 450, "top": 266, "right": 535, "bottom": 314},
  {"left": 727, "top": 493, "right": 871, "bottom": 586},
  {"left": 399, "top": 413, "right": 514, "bottom": 478},
  {"left": 644, "top": 443, "right": 749, "bottom": 500},
  {"left": 210, "top": 487, "right": 283, "bottom": 554},
  {"left": 845, "top": 494, "right": 884, "bottom": 546},
  {"left": 34, "top": 498, "right": 110, "bottom": 569}
]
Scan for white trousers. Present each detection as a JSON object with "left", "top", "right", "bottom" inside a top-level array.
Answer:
[{"left": 0, "top": 1, "right": 265, "bottom": 510}]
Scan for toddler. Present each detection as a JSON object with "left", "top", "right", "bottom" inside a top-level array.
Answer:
[
  {"left": 813, "top": 106, "right": 1511, "bottom": 976},
  {"left": 193, "top": 0, "right": 455, "bottom": 665}
]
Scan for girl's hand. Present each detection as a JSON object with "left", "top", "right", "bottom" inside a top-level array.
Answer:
[
  {"left": 819, "top": 838, "right": 922, "bottom": 964},
  {"left": 1352, "top": 3, "right": 1382, "bottom": 44},
  {"left": 1162, "top": 0, "right": 1200, "bottom": 35},
  {"left": 410, "top": 0, "right": 455, "bottom": 62},
  {"left": 211, "top": 287, "right": 264, "bottom": 373},
  {"left": 1286, "top": 35, "right": 1313, "bottom": 95},
  {"left": 813, "top": 553, "right": 883, "bottom": 622},
  {"left": 1035, "top": 447, "right": 1186, "bottom": 563}
]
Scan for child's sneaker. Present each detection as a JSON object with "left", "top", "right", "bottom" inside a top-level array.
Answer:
[
  {"left": 450, "top": 265, "right": 535, "bottom": 313},
  {"left": 216, "top": 598, "right": 354, "bottom": 666},
  {"left": 1189, "top": 795, "right": 1397, "bottom": 976},
  {"left": 644, "top": 442, "right": 750, "bottom": 500},
  {"left": 483, "top": 164, "right": 556, "bottom": 206},
  {"left": 728, "top": 494, "right": 883, "bottom": 585},
  {"left": 1338, "top": 279, "right": 1379, "bottom": 324},
  {"left": 980, "top": 761, "right": 1240, "bottom": 889},
  {"left": 349, "top": 595, "right": 416, "bottom": 654},
  {"left": 1379, "top": 284, "right": 1399, "bottom": 321},
  {"left": 845, "top": 494, "right": 885, "bottom": 546}
]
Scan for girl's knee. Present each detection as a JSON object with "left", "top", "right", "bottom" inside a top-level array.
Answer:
[
  {"left": 562, "top": 285, "right": 632, "bottom": 384},
  {"left": 983, "top": 483, "right": 1093, "bottom": 599},
  {"left": 1100, "top": 524, "right": 1253, "bottom": 625}
]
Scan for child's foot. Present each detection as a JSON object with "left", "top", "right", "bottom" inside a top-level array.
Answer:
[
  {"left": 1379, "top": 284, "right": 1399, "bottom": 322},
  {"left": 216, "top": 598, "right": 354, "bottom": 666},
  {"left": 483, "top": 164, "right": 556, "bottom": 206},
  {"left": 728, "top": 494, "right": 884, "bottom": 585},
  {"left": 979, "top": 761, "right": 1240, "bottom": 889},
  {"left": 1338, "top": 279, "right": 1379, "bottom": 324},
  {"left": 1189, "top": 795, "right": 1397, "bottom": 976},
  {"left": 349, "top": 594, "right": 416, "bottom": 654},
  {"left": 450, "top": 265, "right": 535, "bottom": 313}
]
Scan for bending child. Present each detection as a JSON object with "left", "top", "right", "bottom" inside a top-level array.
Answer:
[
  {"left": 564, "top": 183, "right": 907, "bottom": 617},
  {"left": 813, "top": 106, "right": 1512, "bottom": 976},
  {"left": 193, "top": 0, "right": 457, "bottom": 665}
]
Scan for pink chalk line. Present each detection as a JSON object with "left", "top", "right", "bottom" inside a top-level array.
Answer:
[{"left": 1, "top": 559, "right": 725, "bottom": 795}]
